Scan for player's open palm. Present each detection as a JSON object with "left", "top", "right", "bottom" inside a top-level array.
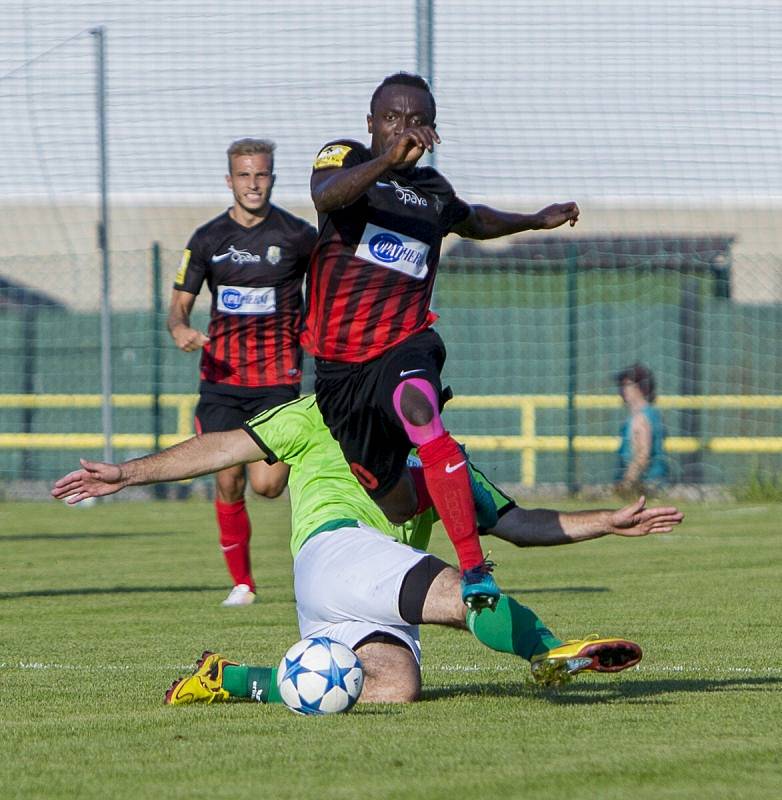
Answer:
[
  {"left": 535, "top": 202, "right": 580, "bottom": 229},
  {"left": 51, "top": 459, "right": 126, "bottom": 504},
  {"left": 610, "top": 496, "right": 684, "bottom": 537}
]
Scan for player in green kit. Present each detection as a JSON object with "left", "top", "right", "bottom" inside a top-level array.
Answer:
[{"left": 52, "top": 397, "right": 681, "bottom": 702}]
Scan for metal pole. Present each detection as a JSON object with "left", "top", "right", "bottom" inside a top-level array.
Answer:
[
  {"left": 91, "top": 26, "right": 113, "bottom": 464},
  {"left": 416, "top": 0, "right": 435, "bottom": 169},
  {"left": 566, "top": 244, "right": 578, "bottom": 494},
  {"left": 151, "top": 242, "right": 166, "bottom": 499}
]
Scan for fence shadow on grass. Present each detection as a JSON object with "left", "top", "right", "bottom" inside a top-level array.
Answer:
[
  {"left": 503, "top": 586, "right": 611, "bottom": 595},
  {"left": 540, "top": 675, "right": 782, "bottom": 704},
  {"left": 0, "top": 584, "right": 226, "bottom": 600},
  {"left": 421, "top": 675, "right": 782, "bottom": 703},
  {"left": 0, "top": 531, "right": 179, "bottom": 542}
]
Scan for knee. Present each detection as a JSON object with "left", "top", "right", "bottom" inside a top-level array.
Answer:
[
  {"left": 249, "top": 464, "right": 289, "bottom": 498},
  {"left": 358, "top": 674, "right": 421, "bottom": 704},
  {"left": 215, "top": 473, "right": 246, "bottom": 503},
  {"left": 250, "top": 477, "right": 286, "bottom": 498}
]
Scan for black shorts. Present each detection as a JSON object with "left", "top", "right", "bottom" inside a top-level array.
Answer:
[
  {"left": 314, "top": 328, "right": 447, "bottom": 499},
  {"left": 194, "top": 385, "right": 300, "bottom": 434}
]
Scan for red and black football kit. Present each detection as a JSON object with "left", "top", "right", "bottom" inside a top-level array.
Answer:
[
  {"left": 303, "top": 139, "right": 470, "bottom": 489},
  {"left": 304, "top": 139, "right": 490, "bottom": 576},
  {"left": 177, "top": 206, "right": 317, "bottom": 396},
  {"left": 303, "top": 140, "right": 470, "bottom": 363},
  {"left": 176, "top": 205, "right": 316, "bottom": 594}
]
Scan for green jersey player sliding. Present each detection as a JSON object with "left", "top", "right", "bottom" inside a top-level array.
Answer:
[{"left": 52, "top": 396, "right": 682, "bottom": 704}]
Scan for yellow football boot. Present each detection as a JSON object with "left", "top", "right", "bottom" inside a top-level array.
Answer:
[
  {"left": 164, "top": 650, "right": 237, "bottom": 705},
  {"left": 531, "top": 635, "right": 642, "bottom": 687}
]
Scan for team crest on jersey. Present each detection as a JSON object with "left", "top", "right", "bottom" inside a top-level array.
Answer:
[
  {"left": 313, "top": 144, "right": 352, "bottom": 170},
  {"left": 266, "top": 245, "right": 281, "bottom": 265},
  {"left": 175, "top": 249, "right": 191, "bottom": 284}
]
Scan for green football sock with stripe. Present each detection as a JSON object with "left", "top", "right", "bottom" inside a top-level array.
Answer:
[
  {"left": 222, "top": 665, "right": 283, "bottom": 704},
  {"left": 467, "top": 594, "right": 563, "bottom": 660}
]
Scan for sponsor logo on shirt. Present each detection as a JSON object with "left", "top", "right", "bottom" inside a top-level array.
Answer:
[
  {"left": 376, "top": 179, "right": 428, "bottom": 207},
  {"left": 175, "top": 249, "right": 191, "bottom": 284},
  {"left": 217, "top": 285, "right": 276, "bottom": 314},
  {"left": 355, "top": 223, "right": 429, "bottom": 279},
  {"left": 211, "top": 245, "right": 261, "bottom": 265},
  {"left": 266, "top": 245, "right": 281, "bottom": 265},
  {"left": 313, "top": 144, "right": 352, "bottom": 170}
]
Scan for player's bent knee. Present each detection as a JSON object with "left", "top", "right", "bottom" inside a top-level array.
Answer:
[{"left": 354, "top": 637, "right": 421, "bottom": 703}]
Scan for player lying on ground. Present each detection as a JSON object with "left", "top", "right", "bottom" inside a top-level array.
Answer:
[{"left": 52, "top": 397, "right": 683, "bottom": 702}]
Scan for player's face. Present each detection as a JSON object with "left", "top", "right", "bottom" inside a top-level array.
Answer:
[
  {"left": 367, "top": 85, "right": 436, "bottom": 158},
  {"left": 226, "top": 153, "right": 275, "bottom": 216}
]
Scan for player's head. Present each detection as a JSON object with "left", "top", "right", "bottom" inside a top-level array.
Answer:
[
  {"left": 225, "top": 138, "right": 276, "bottom": 217},
  {"left": 616, "top": 363, "right": 656, "bottom": 403},
  {"left": 367, "top": 72, "right": 436, "bottom": 159}
]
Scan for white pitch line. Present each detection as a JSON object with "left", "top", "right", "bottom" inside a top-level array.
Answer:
[
  {"left": 0, "top": 662, "right": 194, "bottom": 672},
  {"left": 2, "top": 662, "right": 780, "bottom": 676},
  {"left": 425, "top": 663, "right": 781, "bottom": 675}
]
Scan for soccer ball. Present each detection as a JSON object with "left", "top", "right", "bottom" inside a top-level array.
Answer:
[{"left": 277, "top": 636, "right": 364, "bottom": 715}]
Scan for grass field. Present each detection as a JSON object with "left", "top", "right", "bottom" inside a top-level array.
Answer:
[{"left": 2, "top": 496, "right": 781, "bottom": 799}]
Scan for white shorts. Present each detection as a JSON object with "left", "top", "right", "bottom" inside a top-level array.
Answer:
[{"left": 293, "top": 522, "right": 430, "bottom": 663}]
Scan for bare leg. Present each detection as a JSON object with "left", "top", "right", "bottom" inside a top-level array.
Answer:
[
  {"left": 354, "top": 638, "right": 421, "bottom": 703},
  {"left": 247, "top": 459, "right": 290, "bottom": 498}
]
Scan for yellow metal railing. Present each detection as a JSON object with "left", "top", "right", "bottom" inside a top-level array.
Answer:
[
  {"left": 448, "top": 394, "right": 782, "bottom": 485},
  {"left": 1, "top": 393, "right": 781, "bottom": 485}
]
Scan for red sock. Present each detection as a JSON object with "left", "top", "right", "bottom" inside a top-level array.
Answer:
[
  {"left": 417, "top": 432, "right": 484, "bottom": 573},
  {"left": 215, "top": 499, "right": 254, "bottom": 591}
]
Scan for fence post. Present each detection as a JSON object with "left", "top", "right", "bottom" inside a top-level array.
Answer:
[
  {"left": 566, "top": 244, "right": 578, "bottom": 494},
  {"left": 151, "top": 241, "right": 166, "bottom": 499},
  {"left": 91, "top": 25, "right": 113, "bottom": 465}
]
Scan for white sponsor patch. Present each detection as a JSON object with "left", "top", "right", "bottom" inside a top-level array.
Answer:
[
  {"left": 217, "top": 285, "right": 276, "bottom": 314},
  {"left": 355, "top": 223, "right": 429, "bottom": 279}
]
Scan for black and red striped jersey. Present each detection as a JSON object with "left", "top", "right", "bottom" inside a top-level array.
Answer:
[
  {"left": 175, "top": 206, "right": 317, "bottom": 391},
  {"left": 301, "top": 140, "right": 470, "bottom": 362}
]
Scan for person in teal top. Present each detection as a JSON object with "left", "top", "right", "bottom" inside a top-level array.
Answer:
[
  {"left": 52, "top": 396, "right": 682, "bottom": 704},
  {"left": 615, "top": 363, "right": 668, "bottom": 494}
]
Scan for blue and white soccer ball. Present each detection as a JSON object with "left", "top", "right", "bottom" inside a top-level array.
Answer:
[{"left": 277, "top": 636, "right": 364, "bottom": 715}]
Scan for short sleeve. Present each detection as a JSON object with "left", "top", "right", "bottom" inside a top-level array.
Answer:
[
  {"left": 311, "top": 140, "right": 368, "bottom": 172},
  {"left": 174, "top": 232, "right": 207, "bottom": 293},
  {"left": 242, "top": 398, "right": 317, "bottom": 467},
  {"left": 439, "top": 194, "right": 471, "bottom": 234}
]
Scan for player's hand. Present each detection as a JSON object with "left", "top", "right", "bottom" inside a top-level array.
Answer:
[
  {"left": 534, "top": 202, "right": 580, "bottom": 229},
  {"left": 172, "top": 326, "right": 209, "bottom": 352},
  {"left": 608, "top": 495, "right": 684, "bottom": 537},
  {"left": 386, "top": 127, "right": 440, "bottom": 168},
  {"left": 51, "top": 459, "right": 127, "bottom": 505}
]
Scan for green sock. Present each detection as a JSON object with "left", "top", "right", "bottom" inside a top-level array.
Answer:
[
  {"left": 222, "top": 665, "right": 282, "bottom": 704},
  {"left": 467, "top": 594, "right": 563, "bottom": 660}
]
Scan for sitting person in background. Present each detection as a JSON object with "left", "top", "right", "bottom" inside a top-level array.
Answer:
[{"left": 615, "top": 363, "right": 668, "bottom": 495}]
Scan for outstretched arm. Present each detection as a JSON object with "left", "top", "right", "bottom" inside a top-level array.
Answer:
[
  {"left": 451, "top": 202, "right": 580, "bottom": 240},
  {"left": 51, "top": 429, "right": 266, "bottom": 505},
  {"left": 487, "top": 495, "right": 683, "bottom": 547}
]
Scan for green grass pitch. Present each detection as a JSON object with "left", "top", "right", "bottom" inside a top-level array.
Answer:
[{"left": 2, "top": 496, "right": 781, "bottom": 799}]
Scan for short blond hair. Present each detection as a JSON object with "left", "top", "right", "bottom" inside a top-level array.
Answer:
[{"left": 226, "top": 138, "right": 276, "bottom": 172}]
